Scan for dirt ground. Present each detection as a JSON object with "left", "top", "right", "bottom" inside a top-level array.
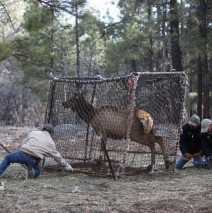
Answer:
[
  {"left": 0, "top": 164, "right": 211, "bottom": 213},
  {"left": 0, "top": 127, "right": 212, "bottom": 213}
]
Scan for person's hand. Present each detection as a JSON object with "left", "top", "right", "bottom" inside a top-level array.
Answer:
[
  {"left": 193, "top": 151, "right": 202, "bottom": 158},
  {"left": 64, "top": 163, "right": 73, "bottom": 171},
  {"left": 184, "top": 152, "right": 193, "bottom": 160}
]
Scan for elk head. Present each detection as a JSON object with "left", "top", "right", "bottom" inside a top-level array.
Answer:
[{"left": 62, "top": 92, "right": 86, "bottom": 111}]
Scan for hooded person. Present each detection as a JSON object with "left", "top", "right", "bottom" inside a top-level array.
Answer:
[
  {"left": 0, "top": 124, "right": 73, "bottom": 178},
  {"left": 175, "top": 114, "right": 207, "bottom": 169},
  {"left": 200, "top": 119, "right": 212, "bottom": 169}
]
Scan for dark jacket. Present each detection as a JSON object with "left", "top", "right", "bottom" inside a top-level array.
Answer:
[
  {"left": 179, "top": 123, "right": 201, "bottom": 155},
  {"left": 200, "top": 133, "right": 212, "bottom": 157}
]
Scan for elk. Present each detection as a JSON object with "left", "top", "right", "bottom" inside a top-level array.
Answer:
[{"left": 62, "top": 92, "right": 169, "bottom": 169}]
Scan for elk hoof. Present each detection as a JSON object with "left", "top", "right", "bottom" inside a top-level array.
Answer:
[
  {"left": 165, "top": 162, "right": 170, "bottom": 169},
  {"left": 165, "top": 160, "right": 173, "bottom": 170}
]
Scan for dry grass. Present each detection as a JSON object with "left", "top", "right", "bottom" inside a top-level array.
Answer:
[
  {"left": 0, "top": 127, "right": 211, "bottom": 212},
  {"left": 0, "top": 164, "right": 211, "bottom": 213}
]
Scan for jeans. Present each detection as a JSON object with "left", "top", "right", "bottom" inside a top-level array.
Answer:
[
  {"left": 0, "top": 150, "right": 40, "bottom": 177},
  {"left": 175, "top": 154, "right": 207, "bottom": 169}
]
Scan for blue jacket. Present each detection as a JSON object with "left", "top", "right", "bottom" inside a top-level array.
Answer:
[
  {"left": 179, "top": 123, "right": 201, "bottom": 155},
  {"left": 200, "top": 133, "right": 212, "bottom": 157}
]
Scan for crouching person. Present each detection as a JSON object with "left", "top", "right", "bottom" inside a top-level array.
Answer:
[
  {"left": 200, "top": 119, "right": 212, "bottom": 169},
  {"left": 0, "top": 124, "right": 73, "bottom": 178},
  {"left": 175, "top": 114, "right": 207, "bottom": 169}
]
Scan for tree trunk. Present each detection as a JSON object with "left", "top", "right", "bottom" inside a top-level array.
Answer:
[
  {"left": 162, "top": 1, "right": 170, "bottom": 72},
  {"left": 197, "top": 58, "right": 203, "bottom": 119},
  {"left": 198, "top": 0, "right": 209, "bottom": 118},
  {"left": 49, "top": 9, "right": 54, "bottom": 74},
  {"left": 147, "top": 1, "right": 154, "bottom": 72},
  {"left": 75, "top": 3, "right": 80, "bottom": 78},
  {"left": 170, "top": 0, "right": 183, "bottom": 71}
]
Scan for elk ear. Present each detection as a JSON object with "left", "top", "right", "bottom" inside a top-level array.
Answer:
[{"left": 73, "top": 90, "right": 86, "bottom": 98}]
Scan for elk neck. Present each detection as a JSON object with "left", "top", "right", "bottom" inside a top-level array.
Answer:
[{"left": 75, "top": 98, "right": 95, "bottom": 123}]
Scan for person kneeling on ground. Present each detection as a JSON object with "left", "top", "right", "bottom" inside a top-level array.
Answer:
[
  {"left": 0, "top": 124, "right": 73, "bottom": 178},
  {"left": 200, "top": 119, "right": 212, "bottom": 169},
  {"left": 175, "top": 114, "right": 207, "bottom": 169}
]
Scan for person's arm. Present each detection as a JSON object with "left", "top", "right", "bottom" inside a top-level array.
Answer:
[
  {"left": 49, "top": 144, "right": 73, "bottom": 171},
  {"left": 193, "top": 129, "right": 202, "bottom": 158},
  {"left": 49, "top": 145, "right": 66, "bottom": 166},
  {"left": 179, "top": 127, "right": 189, "bottom": 155},
  {"left": 179, "top": 125, "right": 194, "bottom": 160},
  {"left": 21, "top": 135, "right": 29, "bottom": 146},
  {"left": 193, "top": 150, "right": 202, "bottom": 158},
  {"left": 201, "top": 134, "right": 212, "bottom": 157}
]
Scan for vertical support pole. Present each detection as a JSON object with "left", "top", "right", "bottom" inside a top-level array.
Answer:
[
  {"left": 0, "top": 143, "right": 10, "bottom": 153},
  {"left": 43, "top": 79, "right": 56, "bottom": 167},
  {"left": 84, "top": 83, "right": 97, "bottom": 162},
  {"left": 45, "top": 80, "right": 56, "bottom": 124}
]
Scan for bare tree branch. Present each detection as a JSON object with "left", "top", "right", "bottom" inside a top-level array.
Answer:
[
  {"left": 36, "top": 0, "right": 76, "bottom": 16},
  {"left": 0, "top": 1, "right": 16, "bottom": 31}
]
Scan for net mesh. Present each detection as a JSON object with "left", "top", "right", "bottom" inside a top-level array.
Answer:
[{"left": 44, "top": 72, "right": 187, "bottom": 176}]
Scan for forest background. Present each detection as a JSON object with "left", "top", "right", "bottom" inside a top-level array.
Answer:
[{"left": 0, "top": 0, "right": 211, "bottom": 126}]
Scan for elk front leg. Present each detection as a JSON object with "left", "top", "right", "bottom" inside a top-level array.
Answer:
[
  {"left": 96, "top": 134, "right": 107, "bottom": 165},
  {"left": 100, "top": 137, "right": 108, "bottom": 167}
]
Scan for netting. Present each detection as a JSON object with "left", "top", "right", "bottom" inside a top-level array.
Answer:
[{"left": 44, "top": 72, "right": 187, "bottom": 177}]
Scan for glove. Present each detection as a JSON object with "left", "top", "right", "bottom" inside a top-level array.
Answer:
[
  {"left": 193, "top": 151, "right": 202, "bottom": 158},
  {"left": 64, "top": 163, "right": 73, "bottom": 171},
  {"left": 184, "top": 153, "right": 193, "bottom": 160}
]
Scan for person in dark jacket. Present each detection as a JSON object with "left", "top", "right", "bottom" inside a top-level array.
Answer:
[
  {"left": 175, "top": 114, "right": 206, "bottom": 169},
  {"left": 200, "top": 119, "right": 212, "bottom": 169}
]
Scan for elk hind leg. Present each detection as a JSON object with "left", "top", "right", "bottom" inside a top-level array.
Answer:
[
  {"left": 149, "top": 143, "right": 156, "bottom": 170},
  {"left": 156, "top": 137, "right": 169, "bottom": 169},
  {"left": 100, "top": 137, "right": 109, "bottom": 171}
]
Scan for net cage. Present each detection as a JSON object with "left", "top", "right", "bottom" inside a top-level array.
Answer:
[{"left": 44, "top": 72, "right": 187, "bottom": 177}]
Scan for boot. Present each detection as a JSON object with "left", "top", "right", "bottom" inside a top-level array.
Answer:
[{"left": 27, "top": 165, "right": 35, "bottom": 179}]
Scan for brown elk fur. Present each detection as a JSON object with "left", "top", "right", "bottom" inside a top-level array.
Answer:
[{"left": 62, "top": 92, "right": 169, "bottom": 169}]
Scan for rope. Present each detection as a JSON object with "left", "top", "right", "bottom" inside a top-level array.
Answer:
[
  {"left": 51, "top": 71, "right": 187, "bottom": 84},
  {"left": 173, "top": 73, "right": 188, "bottom": 170},
  {"left": 16, "top": 165, "right": 29, "bottom": 188},
  {"left": 116, "top": 73, "right": 140, "bottom": 177}
]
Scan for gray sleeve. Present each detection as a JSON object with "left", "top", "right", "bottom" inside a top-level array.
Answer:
[{"left": 49, "top": 144, "right": 66, "bottom": 166}]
